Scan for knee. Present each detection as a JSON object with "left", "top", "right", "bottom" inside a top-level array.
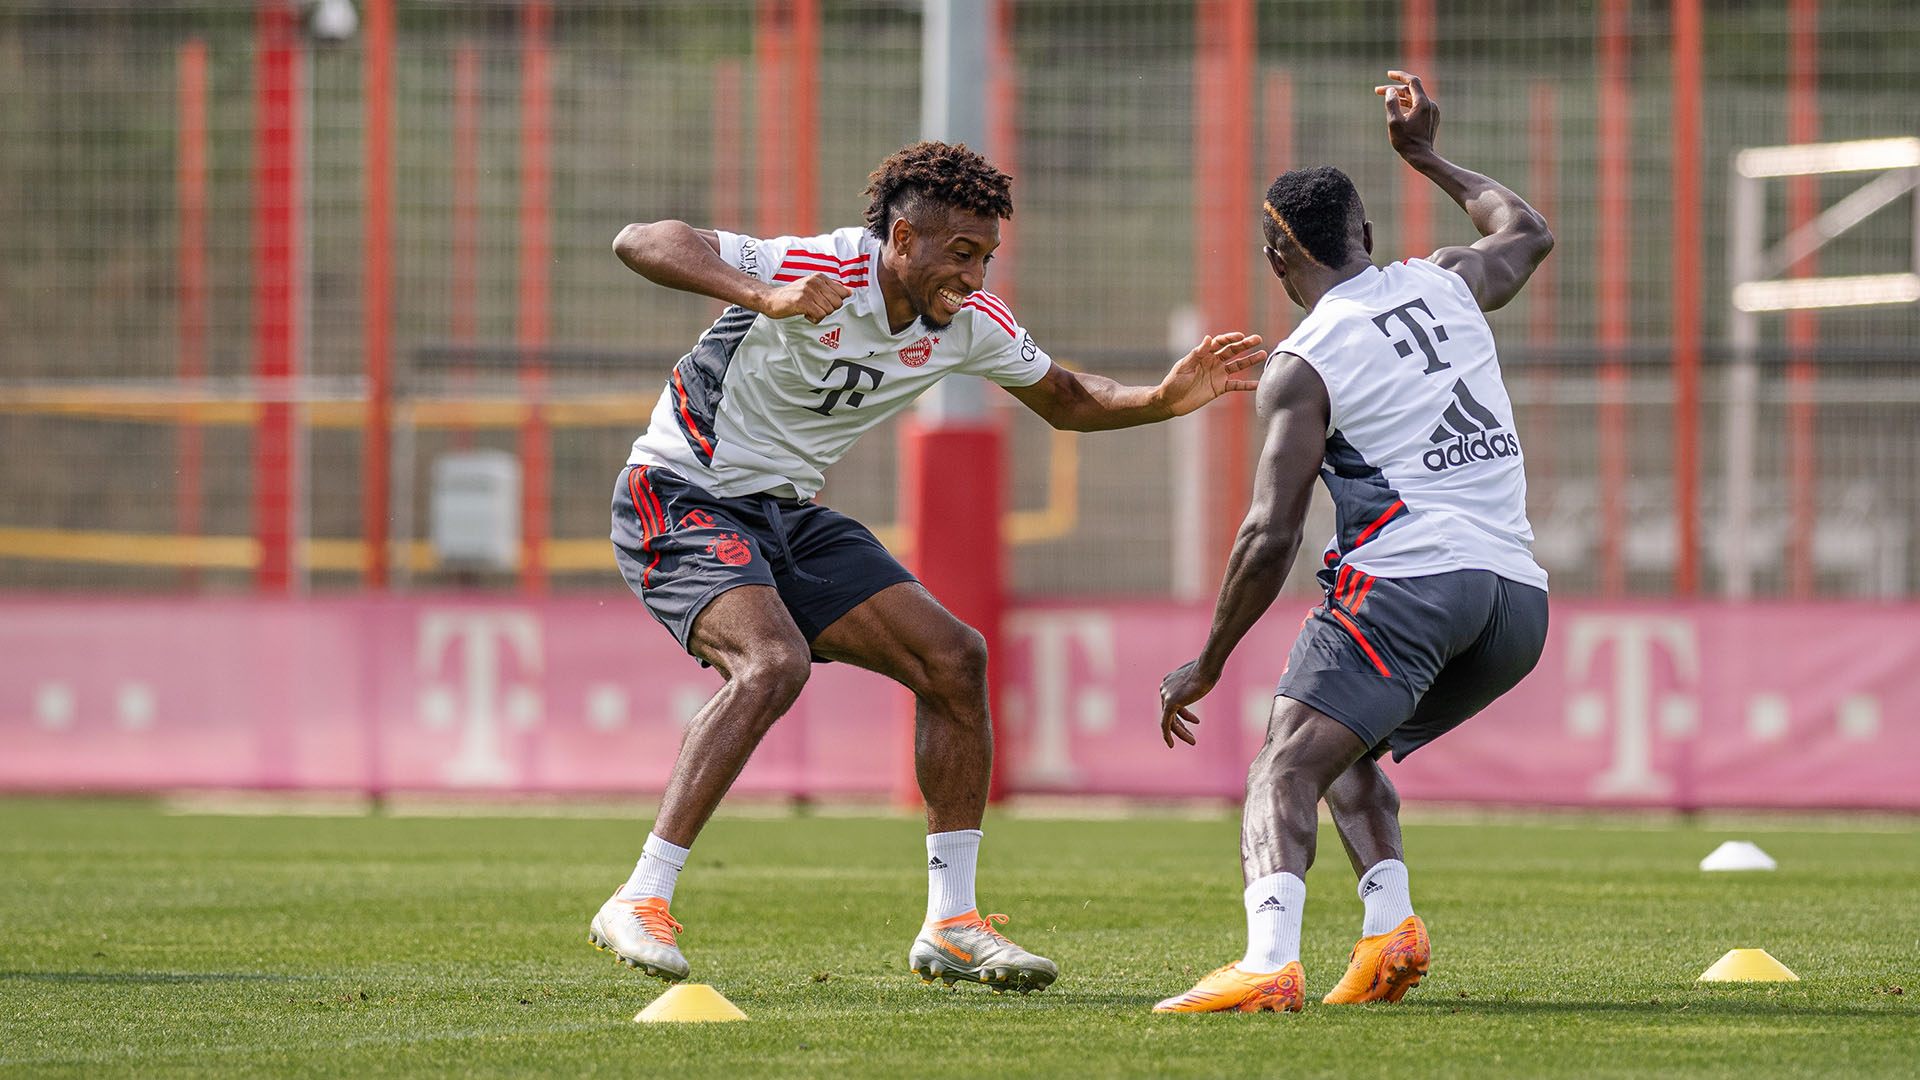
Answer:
[
  {"left": 732, "top": 645, "right": 811, "bottom": 715},
  {"left": 1331, "top": 758, "right": 1399, "bottom": 816},
  {"left": 1255, "top": 742, "right": 1341, "bottom": 800},
  {"left": 919, "top": 624, "right": 989, "bottom": 706},
  {"left": 1370, "top": 771, "right": 1401, "bottom": 817}
]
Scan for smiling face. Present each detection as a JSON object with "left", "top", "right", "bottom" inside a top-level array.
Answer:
[{"left": 879, "top": 205, "right": 1000, "bottom": 332}]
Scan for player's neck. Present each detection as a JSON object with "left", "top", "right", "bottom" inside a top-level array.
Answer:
[{"left": 1294, "top": 258, "right": 1374, "bottom": 314}]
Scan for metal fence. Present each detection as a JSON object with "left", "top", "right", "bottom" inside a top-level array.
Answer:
[{"left": 2, "top": 0, "right": 1917, "bottom": 597}]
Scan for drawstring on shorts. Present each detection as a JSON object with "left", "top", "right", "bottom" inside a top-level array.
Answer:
[{"left": 759, "top": 497, "right": 829, "bottom": 584}]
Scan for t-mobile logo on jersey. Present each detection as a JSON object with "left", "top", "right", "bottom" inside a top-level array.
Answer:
[
  {"left": 1371, "top": 297, "right": 1451, "bottom": 374},
  {"left": 808, "top": 358, "right": 885, "bottom": 415}
]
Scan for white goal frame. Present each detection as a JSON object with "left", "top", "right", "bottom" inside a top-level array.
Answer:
[{"left": 1723, "top": 136, "right": 1920, "bottom": 598}]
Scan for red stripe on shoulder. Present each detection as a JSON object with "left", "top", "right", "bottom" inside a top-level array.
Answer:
[
  {"left": 962, "top": 297, "right": 1016, "bottom": 337},
  {"left": 971, "top": 291, "right": 1014, "bottom": 322}
]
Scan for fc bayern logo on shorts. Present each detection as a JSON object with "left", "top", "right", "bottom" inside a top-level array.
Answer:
[
  {"left": 898, "top": 334, "right": 938, "bottom": 368},
  {"left": 707, "top": 533, "right": 752, "bottom": 566}
]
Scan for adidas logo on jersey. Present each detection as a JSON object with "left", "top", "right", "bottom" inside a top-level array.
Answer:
[
  {"left": 818, "top": 327, "right": 841, "bottom": 349},
  {"left": 1423, "top": 379, "right": 1521, "bottom": 472}
]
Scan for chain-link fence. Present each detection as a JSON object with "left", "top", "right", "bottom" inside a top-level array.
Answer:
[{"left": 2, "top": 0, "right": 1917, "bottom": 596}]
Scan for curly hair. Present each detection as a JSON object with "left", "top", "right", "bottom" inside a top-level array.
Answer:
[
  {"left": 862, "top": 141, "right": 1013, "bottom": 241},
  {"left": 1261, "top": 166, "right": 1365, "bottom": 269}
]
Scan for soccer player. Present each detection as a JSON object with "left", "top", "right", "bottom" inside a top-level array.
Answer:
[
  {"left": 1151, "top": 71, "right": 1554, "bottom": 1013},
  {"left": 590, "top": 141, "right": 1265, "bottom": 994}
]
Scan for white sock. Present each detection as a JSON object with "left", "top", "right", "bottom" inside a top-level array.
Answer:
[
  {"left": 615, "top": 832, "right": 690, "bottom": 903},
  {"left": 1239, "top": 871, "right": 1306, "bottom": 973},
  {"left": 925, "top": 829, "right": 983, "bottom": 923},
  {"left": 1359, "top": 858, "right": 1415, "bottom": 936}
]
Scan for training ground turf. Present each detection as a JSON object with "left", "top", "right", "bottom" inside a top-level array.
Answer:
[{"left": 2, "top": 797, "right": 1915, "bottom": 1078}]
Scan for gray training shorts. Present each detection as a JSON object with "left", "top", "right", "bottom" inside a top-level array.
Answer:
[
  {"left": 1275, "top": 566, "right": 1548, "bottom": 761},
  {"left": 610, "top": 464, "right": 917, "bottom": 653}
]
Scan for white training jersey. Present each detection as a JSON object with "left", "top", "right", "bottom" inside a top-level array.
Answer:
[
  {"left": 1277, "top": 258, "right": 1547, "bottom": 590},
  {"left": 627, "top": 227, "right": 1053, "bottom": 500}
]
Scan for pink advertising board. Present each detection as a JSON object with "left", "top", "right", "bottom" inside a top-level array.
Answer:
[{"left": 1, "top": 596, "right": 1915, "bottom": 809}]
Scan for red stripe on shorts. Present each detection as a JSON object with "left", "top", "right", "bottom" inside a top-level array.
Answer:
[
  {"left": 626, "top": 467, "right": 656, "bottom": 539},
  {"left": 1328, "top": 607, "right": 1392, "bottom": 678},
  {"left": 1350, "top": 572, "right": 1378, "bottom": 612}
]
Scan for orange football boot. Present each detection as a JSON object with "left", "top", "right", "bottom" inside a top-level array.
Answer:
[
  {"left": 1321, "top": 914, "right": 1430, "bottom": 1003},
  {"left": 1152, "top": 961, "right": 1305, "bottom": 1013}
]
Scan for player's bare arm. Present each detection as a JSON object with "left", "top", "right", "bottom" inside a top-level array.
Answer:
[
  {"left": 612, "top": 219, "right": 852, "bottom": 324},
  {"left": 1375, "top": 70, "right": 1554, "bottom": 312},
  {"left": 1002, "top": 332, "right": 1266, "bottom": 432},
  {"left": 1158, "top": 353, "right": 1328, "bottom": 748}
]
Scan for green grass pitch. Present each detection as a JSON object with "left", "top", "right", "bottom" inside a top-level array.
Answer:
[{"left": 2, "top": 797, "right": 1915, "bottom": 1078}]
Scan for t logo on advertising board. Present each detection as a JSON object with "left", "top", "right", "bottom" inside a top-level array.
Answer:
[
  {"left": 1003, "top": 612, "right": 1116, "bottom": 786},
  {"left": 417, "top": 611, "right": 542, "bottom": 786},
  {"left": 1563, "top": 615, "right": 1699, "bottom": 798}
]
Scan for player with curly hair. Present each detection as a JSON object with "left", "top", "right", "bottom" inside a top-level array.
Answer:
[{"left": 590, "top": 141, "right": 1266, "bottom": 994}]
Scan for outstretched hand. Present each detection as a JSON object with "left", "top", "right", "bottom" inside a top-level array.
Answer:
[
  {"left": 1159, "top": 332, "right": 1266, "bottom": 417},
  {"left": 1375, "top": 70, "right": 1439, "bottom": 160},
  {"left": 1159, "top": 659, "right": 1218, "bottom": 748}
]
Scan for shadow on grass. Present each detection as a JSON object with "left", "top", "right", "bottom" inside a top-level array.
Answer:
[
  {"left": 1, "top": 971, "right": 315, "bottom": 985},
  {"left": 1403, "top": 997, "right": 1902, "bottom": 1020}
]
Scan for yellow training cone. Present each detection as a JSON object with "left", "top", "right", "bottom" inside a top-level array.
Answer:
[
  {"left": 633, "top": 983, "right": 748, "bottom": 1023},
  {"left": 1697, "top": 948, "right": 1799, "bottom": 982}
]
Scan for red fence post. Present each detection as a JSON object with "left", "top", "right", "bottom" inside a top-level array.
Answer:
[
  {"left": 987, "top": 0, "right": 1019, "bottom": 309},
  {"left": 178, "top": 38, "right": 207, "bottom": 588},
  {"left": 1260, "top": 67, "right": 1293, "bottom": 340},
  {"left": 791, "top": 0, "right": 818, "bottom": 236},
  {"left": 1193, "top": 0, "right": 1255, "bottom": 583},
  {"left": 1596, "top": 0, "right": 1631, "bottom": 596},
  {"left": 518, "top": 0, "right": 551, "bottom": 594},
  {"left": 1671, "top": 0, "right": 1702, "bottom": 595},
  {"left": 1398, "top": 0, "right": 1434, "bottom": 259},
  {"left": 754, "top": 1, "right": 818, "bottom": 237},
  {"left": 1786, "top": 0, "right": 1821, "bottom": 597},
  {"left": 253, "top": 0, "right": 301, "bottom": 594},
  {"left": 451, "top": 41, "right": 479, "bottom": 448},
  {"left": 1527, "top": 80, "right": 1557, "bottom": 488},
  {"left": 711, "top": 59, "right": 743, "bottom": 234},
  {"left": 363, "top": 0, "right": 393, "bottom": 589}
]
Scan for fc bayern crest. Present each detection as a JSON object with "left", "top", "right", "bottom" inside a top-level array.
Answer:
[
  {"left": 898, "top": 335, "right": 938, "bottom": 368},
  {"left": 707, "top": 533, "right": 753, "bottom": 566}
]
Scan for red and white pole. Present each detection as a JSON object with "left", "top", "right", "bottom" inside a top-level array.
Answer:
[{"left": 905, "top": 0, "right": 1006, "bottom": 804}]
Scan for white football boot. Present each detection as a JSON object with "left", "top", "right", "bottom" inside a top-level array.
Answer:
[
  {"left": 908, "top": 910, "right": 1057, "bottom": 994},
  {"left": 588, "top": 894, "right": 690, "bottom": 983}
]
